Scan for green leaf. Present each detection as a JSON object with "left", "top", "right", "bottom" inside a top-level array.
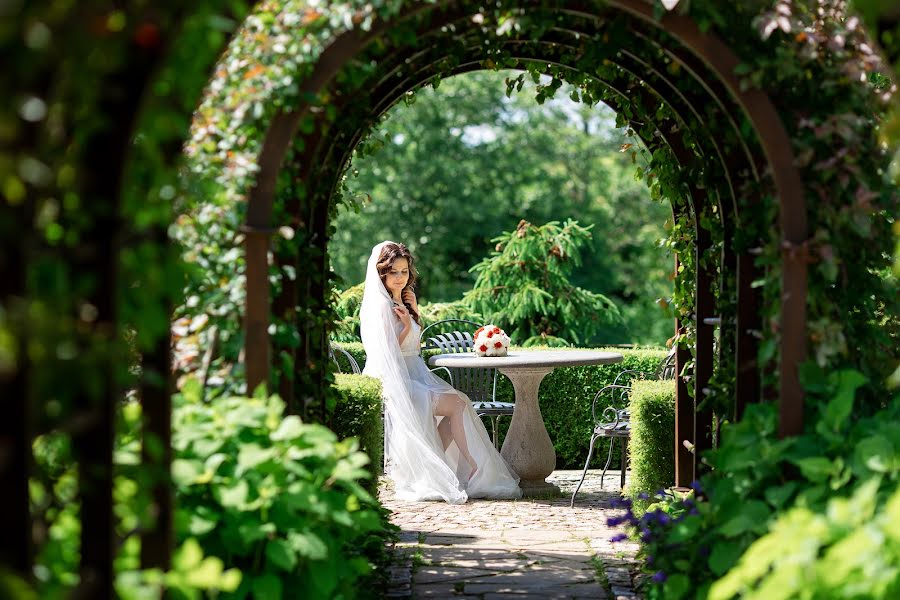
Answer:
[
  {"left": 822, "top": 370, "right": 867, "bottom": 431},
  {"left": 719, "top": 500, "right": 770, "bottom": 537},
  {"left": 237, "top": 444, "right": 276, "bottom": 474},
  {"left": 764, "top": 482, "right": 798, "bottom": 509},
  {"left": 663, "top": 573, "right": 691, "bottom": 600},
  {"left": 793, "top": 457, "right": 836, "bottom": 482},
  {"left": 265, "top": 538, "right": 298, "bottom": 571},
  {"left": 172, "top": 459, "right": 204, "bottom": 487},
  {"left": 252, "top": 574, "right": 282, "bottom": 600},
  {"left": 217, "top": 479, "right": 249, "bottom": 508},
  {"left": 288, "top": 530, "right": 328, "bottom": 560},
  {"left": 855, "top": 435, "right": 896, "bottom": 473},
  {"left": 173, "top": 539, "right": 203, "bottom": 571},
  {"left": 238, "top": 519, "right": 275, "bottom": 544},
  {"left": 187, "top": 513, "right": 217, "bottom": 536},
  {"left": 271, "top": 415, "right": 304, "bottom": 441},
  {"left": 708, "top": 541, "right": 744, "bottom": 575},
  {"left": 184, "top": 556, "right": 225, "bottom": 588}
]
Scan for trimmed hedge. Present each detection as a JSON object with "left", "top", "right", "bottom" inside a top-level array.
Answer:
[
  {"left": 329, "top": 374, "right": 383, "bottom": 485},
  {"left": 333, "top": 343, "right": 666, "bottom": 469},
  {"left": 627, "top": 379, "right": 676, "bottom": 499}
]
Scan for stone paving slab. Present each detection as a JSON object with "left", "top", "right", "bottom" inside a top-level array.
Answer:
[{"left": 380, "top": 469, "right": 643, "bottom": 599}]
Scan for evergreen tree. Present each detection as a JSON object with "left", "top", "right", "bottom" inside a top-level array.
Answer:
[{"left": 464, "top": 220, "right": 621, "bottom": 346}]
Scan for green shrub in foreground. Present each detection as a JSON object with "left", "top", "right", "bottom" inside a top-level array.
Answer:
[
  {"left": 30, "top": 402, "right": 242, "bottom": 600},
  {"left": 173, "top": 391, "right": 391, "bottom": 599},
  {"left": 628, "top": 379, "right": 676, "bottom": 500},
  {"left": 612, "top": 369, "right": 900, "bottom": 600}
]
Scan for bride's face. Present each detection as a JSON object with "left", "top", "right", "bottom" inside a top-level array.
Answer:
[{"left": 385, "top": 257, "right": 410, "bottom": 297}]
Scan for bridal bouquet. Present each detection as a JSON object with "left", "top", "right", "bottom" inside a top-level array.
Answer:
[{"left": 474, "top": 325, "right": 510, "bottom": 357}]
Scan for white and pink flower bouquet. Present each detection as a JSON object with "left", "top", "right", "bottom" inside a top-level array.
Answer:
[{"left": 473, "top": 324, "right": 511, "bottom": 357}]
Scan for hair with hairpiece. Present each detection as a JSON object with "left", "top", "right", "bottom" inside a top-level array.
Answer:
[{"left": 376, "top": 242, "right": 420, "bottom": 324}]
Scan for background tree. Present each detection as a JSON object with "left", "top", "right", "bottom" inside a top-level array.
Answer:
[
  {"left": 332, "top": 71, "right": 672, "bottom": 345},
  {"left": 463, "top": 219, "right": 621, "bottom": 347}
]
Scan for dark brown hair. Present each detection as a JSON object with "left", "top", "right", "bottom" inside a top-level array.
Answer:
[{"left": 376, "top": 242, "right": 420, "bottom": 325}]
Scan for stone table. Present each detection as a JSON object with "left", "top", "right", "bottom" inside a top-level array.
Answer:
[{"left": 428, "top": 349, "right": 623, "bottom": 497}]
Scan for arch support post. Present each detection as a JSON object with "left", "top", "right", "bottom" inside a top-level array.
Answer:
[
  {"left": 243, "top": 225, "right": 275, "bottom": 394},
  {"left": 779, "top": 246, "right": 807, "bottom": 437}
]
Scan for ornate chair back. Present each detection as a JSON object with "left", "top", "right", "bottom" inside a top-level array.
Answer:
[
  {"left": 329, "top": 343, "right": 361, "bottom": 374},
  {"left": 419, "top": 319, "right": 496, "bottom": 403}
]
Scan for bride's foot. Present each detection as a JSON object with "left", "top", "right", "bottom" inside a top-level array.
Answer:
[{"left": 466, "top": 460, "right": 478, "bottom": 484}]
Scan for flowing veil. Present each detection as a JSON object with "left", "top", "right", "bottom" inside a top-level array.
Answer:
[{"left": 360, "top": 241, "right": 469, "bottom": 503}]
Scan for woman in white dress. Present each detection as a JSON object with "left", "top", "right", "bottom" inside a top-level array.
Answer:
[{"left": 360, "top": 241, "right": 521, "bottom": 503}]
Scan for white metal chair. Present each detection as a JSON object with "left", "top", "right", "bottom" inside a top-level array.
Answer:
[
  {"left": 570, "top": 348, "right": 677, "bottom": 506},
  {"left": 419, "top": 319, "right": 515, "bottom": 448}
]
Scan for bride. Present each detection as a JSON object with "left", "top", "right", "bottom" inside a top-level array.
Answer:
[{"left": 360, "top": 241, "right": 521, "bottom": 503}]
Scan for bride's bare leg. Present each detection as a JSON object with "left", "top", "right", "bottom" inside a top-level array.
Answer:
[
  {"left": 436, "top": 416, "right": 452, "bottom": 451},
  {"left": 434, "top": 393, "right": 477, "bottom": 479}
]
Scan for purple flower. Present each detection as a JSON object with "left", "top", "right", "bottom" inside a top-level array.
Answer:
[
  {"left": 610, "top": 533, "right": 628, "bottom": 543},
  {"left": 606, "top": 514, "right": 628, "bottom": 527},
  {"left": 646, "top": 554, "right": 654, "bottom": 566},
  {"left": 690, "top": 480, "right": 703, "bottom": 493},
  {"left": 638, "top": 492, "right": 650, "bottom": 500},
  {"left": 652, "top": 571, "right": 667, "bottom": 583}
]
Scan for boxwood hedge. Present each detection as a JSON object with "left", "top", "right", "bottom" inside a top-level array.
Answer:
[{"left": 627, "top": 379, "right": 677, "bottom": 499}]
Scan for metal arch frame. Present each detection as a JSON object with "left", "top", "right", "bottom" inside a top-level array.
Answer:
[
  {"left": 290, "top": 34, "right": 737, "bottom": 484},
  {"left": 243, "top": 0, "right": 807, "bottom": 440}
]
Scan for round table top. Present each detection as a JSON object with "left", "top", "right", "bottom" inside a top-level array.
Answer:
[{"left": 427, "top": 349, "right": 624, "bottom": 369}]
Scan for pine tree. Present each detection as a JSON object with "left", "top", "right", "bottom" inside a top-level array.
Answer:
[{"left": 464, "top": 219, "right": 621, "bottom": 346}]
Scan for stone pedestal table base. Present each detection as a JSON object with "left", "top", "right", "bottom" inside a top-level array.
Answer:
[{"left": 498, "top": 367, "right": 559, "bottom": 497}]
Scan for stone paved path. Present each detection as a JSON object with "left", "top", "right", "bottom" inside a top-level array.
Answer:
[{"left": 380, "top": 470, "right": 643, "bottom": 599}]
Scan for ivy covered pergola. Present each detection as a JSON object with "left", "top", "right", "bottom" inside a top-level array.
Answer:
[
  {"left": 231, "top": 0, "right": 808, "bottom": 476},
  {"left": 2, "top": 0, "right": 895, "bottom": 596}
]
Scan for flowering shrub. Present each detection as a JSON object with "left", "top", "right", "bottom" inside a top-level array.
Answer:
[{"left": 473, "top": 324, "right": 511, "bottom": 357}]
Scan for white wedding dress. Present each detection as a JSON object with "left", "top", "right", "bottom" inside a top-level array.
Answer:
[{"left": 360, "top": 242, "right": 521, "bottom": 503}]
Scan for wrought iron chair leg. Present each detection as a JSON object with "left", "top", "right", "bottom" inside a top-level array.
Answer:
[
  {"left": 600, "top": 438, "right": 617, "bottom": 490},
  {"left": 570, "top": 433, "right": 600, "bottom": 507},
  {"left": 491, "top": 416, "right": 500, "bottom": 449},
  {"left": 620, "top": 438, "right": 628, "bottom": 489}
]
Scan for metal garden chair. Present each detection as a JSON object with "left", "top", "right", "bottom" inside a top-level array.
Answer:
[
  {"left": 329, "top": 342, "right": 361, "bottom": 374},
  {"left": 419, "top": 318, "right": 515, "bottom": 448},
  {"left": 570, "top": 348, "right": 678, "bottom": 507}
]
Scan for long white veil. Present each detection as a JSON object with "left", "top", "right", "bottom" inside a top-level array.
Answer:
[{"left": 360, "top": 241, "right": 468, "bottom": 503}]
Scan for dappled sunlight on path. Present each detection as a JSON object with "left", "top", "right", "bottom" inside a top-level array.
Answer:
[{"left": 380, "top": 470, "right": 643, "bottom": 599}]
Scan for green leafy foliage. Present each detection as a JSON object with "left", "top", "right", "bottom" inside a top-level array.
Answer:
[
  {"left": 614, "top": 371, "right": 900, "bottom": 600},
  {"left": 628, "top": 380, "right": 676, "bottom": 501},
  {"left": 464, "top": 220, "right": 622, "bottom": 347},
  {"left": 172, "top": 392, "right": 392, "bottom": 599},
  {"left": 323, "top": 374, "right": 384, "bottom": 488},
  {"left": 30, "top": 406, "right": 242, "bottom": 599},
  {"left": 709, "top": 478, "right": 900, "bottom": 600},
  {"left": 29, "top": 389, "right": 393, "bottom": 599}
]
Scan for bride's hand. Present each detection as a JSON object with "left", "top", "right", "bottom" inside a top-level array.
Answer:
[
  {"left": 402, "top": 288, "right": 417, "bottom": 309},
  {"left": 393, "top": 303, "right": 412, "bottom": 327}
]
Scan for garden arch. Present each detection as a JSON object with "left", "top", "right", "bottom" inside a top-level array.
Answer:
[
  {"left": 24, "top": 1, "right": 898, "bottom": 596},
  {"left": 234, "top": 0, "right": 808, "bottom": 477}
]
